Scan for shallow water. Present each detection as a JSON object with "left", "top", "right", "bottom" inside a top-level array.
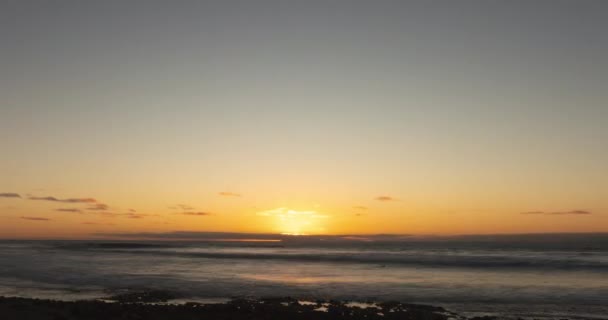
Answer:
[{"left": 1, "top": 234, "right": 607, "bottom": 319}]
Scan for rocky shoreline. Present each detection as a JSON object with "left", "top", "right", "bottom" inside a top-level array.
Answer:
[{"left": 0, "top": 295, "right": 491, "bottom": 320}]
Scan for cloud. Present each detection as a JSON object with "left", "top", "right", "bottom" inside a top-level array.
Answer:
[
  {"left": 87, "top": 203, "right": 109, "bottom": 211},
  {"left": 29, "top": 196, "right": 97, "bottom": 203},
  {"left": 98, "top": 212, "right": 154, "bottom": 219},
  {"left": 126, "top": 213, "right": 147, "bottom": 219},
  {"left": 353, "top": 206, "right": 368, "bottom": 210},
  {"left": 521, "top": 210, "right": 592, "bottom": 215},
  {"left": 21, "top": 216, "right": 50, "bottom": 221},
  {"left": 82, "top": 222, "right": 115, "bottom": 225},
  {"left": 169, "top": 204, "right": 211, "bottom": 217},
  {"left": 169, "top": 204, "right": 194, "bottom": 210},
  {"left": 219, "top": 192, "right": 241, "bottom": 197},
  {"left": 561, "top": 210, "right": 591, "bottom": 215},
  {"left": 0, "top": 193, "right": 21, "bottom": 198},
  {"left": 179, "top": 211, "right": 211, "bottom": 216},
  {"left": 375, "top": 196, "right": 395, "bottom": 201},
  {"left": 521, "top": 211, "right": 545, "bottom": 215},
  {"left": 96, "top": 231, "right": 284, "bottom": 240},
  {"left": 97, "top": 212, "right": 120, "bottom": 218},
  {"left": 128, "top": 213, "right": 157, "bottom": 219},
  {"left": 56, "top": 208, "right": 83, "bottom": 213}
]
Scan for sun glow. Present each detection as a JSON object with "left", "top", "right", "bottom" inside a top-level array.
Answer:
[{"left": 257, "top": 208, "right": 328, "bottom": 235}]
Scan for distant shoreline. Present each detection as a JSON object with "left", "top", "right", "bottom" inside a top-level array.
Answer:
[{"left": 2, "top": 231, "right": 608, "bottom": 242}]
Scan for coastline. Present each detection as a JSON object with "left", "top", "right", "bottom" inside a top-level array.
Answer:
[
  {"left": 2, "top": 238, "right": 607, "bottom": 320},
  {"left": 0, "top": 295, "right": 470, "bottom": 320},
  {"left": 1, "top": 291, "right": 608, "bottom": 320}
]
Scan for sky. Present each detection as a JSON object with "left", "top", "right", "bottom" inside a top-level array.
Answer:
[{"left": 1, "top": 0, "right": 607, "bottom": 239}]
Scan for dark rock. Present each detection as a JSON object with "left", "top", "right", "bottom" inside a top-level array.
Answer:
[{"left": 0, "top": 296, "right": 460, "bottom": 320}]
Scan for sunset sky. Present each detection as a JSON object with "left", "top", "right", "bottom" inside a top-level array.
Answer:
[{"left": 1, "top": 1, "right": 607, "bottom": 239}]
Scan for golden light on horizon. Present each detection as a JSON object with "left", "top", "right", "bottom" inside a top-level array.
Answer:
[{"left": 257, "top": 208, "right": 329, "bottom": 235}]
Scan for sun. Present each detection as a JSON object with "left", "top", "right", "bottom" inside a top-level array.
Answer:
[{"left": 257, "top": 208, "right": 328, "bottom": 235}]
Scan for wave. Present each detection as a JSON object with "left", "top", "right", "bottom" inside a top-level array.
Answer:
[
  {"left": 89, "top": 248, "right": 608, "bottom": 271},
  {"left": 11, "top": 240, "right": 607, "bottom": 271},
  {"left": 57, "top": 242, "right": 173, "bottom": 249}
]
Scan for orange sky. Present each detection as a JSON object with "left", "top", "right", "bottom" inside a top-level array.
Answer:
[
  {"left": 1, "top": 2, "right": 607, "bottom": 239},
  {"left": 1, "top": 188, "right": 606, "bottom": 239}
]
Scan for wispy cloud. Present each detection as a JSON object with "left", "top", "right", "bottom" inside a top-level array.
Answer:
[
  {"left": 521, "top": 210, "right": 592, "bottom": 215},
  {"left": 28, "top": 196, "right": 97, "bottom": 203},
  {"left": 87, "top": 203, "right": 109, "bottom": 211},
  {"left": 29, "top": 195, "right": 113, "bottom": 213},
  {"left": 375, "top": 196, "right": 395, "bottom": 201},
  {"left": 521, "top": 211, "right": 545, "bottom": 215},
  {"left": 219, "top": 192, "right": 242, "bottom": 197},
  {"left": 56, "top": 208, "right": 83, "bottom": 213},
  {"left": 179, "top": 211, "right": 211, "bottom": 216},
  {"left": 170, "top": 204, "right": 211, "bottom": 217},
  {"left": 169, "top": 204, "right": 194, "bottom": 210},
  {"left": 126, "top": 213, "right": 156, "bottom": 219},
  {"left": 99, "top": 212, "right": 155, "bottom": 219},
  {"left": 21, "top": 216, "right": 50, "bottom": 221},
  {"left": 96, "top": 231, "right": 284, "bottom": 241},
  {"left": 353, "top": 206, "right": 368, "bottom": 210},
  {"left": 0, "top": 193, "right": 21, "bottom": 198},
  {"left": 82, "top": 222, "right": 115, "bottom": 225},
  {"left": 126, "top": 213, "right": 148, "bottom": 219}
]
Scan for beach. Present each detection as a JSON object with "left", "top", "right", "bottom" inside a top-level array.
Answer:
[
  {"left": 0, "top": 296, "right": 465, "bottom": 320},
  {"left": 1, "top": 234, "right": 607, "bottom": 319}
]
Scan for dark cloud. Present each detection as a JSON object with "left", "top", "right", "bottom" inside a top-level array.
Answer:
[
  {"left": 552, "top": 210, "right": 592, "bottom": 215},
  {"left": 0, "top": 193, "right": 21, "bottom": 198},
  {"left": 521, "top": 210, "right": 592, "bottom": 215},
  {"left": 56, "top": 208, "right": 83, "bottom": 213},
  {"left": 28, "top": 195, "right": 113, "bottom": 213},
  {"left": 219, "top": 192, "right": 241, "bottom": 197},
  {"left": 21, "top": 216, "right": 50, "bottom": 221},
  {"left": 375, "top": 196, "right": 395, "bottom": 201},
  {"left": 29, "top": 196, "right": 97, "bottom": 203}
]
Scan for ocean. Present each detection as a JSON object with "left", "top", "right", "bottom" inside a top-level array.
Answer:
[{"left": 1, "top": 233, "right": 607, "bottom": 319}]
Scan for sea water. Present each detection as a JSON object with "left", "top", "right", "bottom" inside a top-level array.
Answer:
[{"left": 0, "top": 233, "right": 607, "bottom": 319}]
